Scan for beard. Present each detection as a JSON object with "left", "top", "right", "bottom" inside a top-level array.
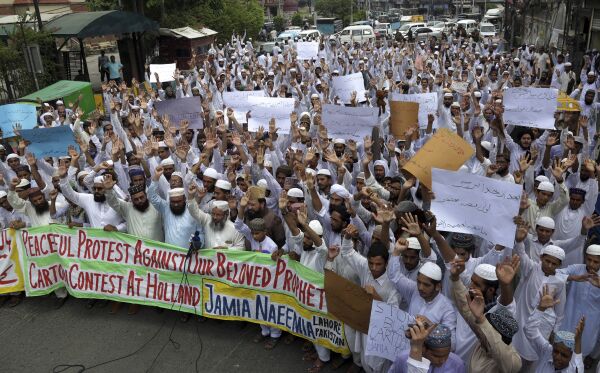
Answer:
[
  {"left": 33, "top": 200, "right": 49, "bottom": 214},
  {"left": 246, "top": 209, "right": 262, "bottom": 220},
  {"left": 133, "top": 199, "right": 150, "bottom": 212},
  {"left": 210, "top": 219, "right": 226, "bottom": 231},
  {"left": 170, "top": 204, "right": 186, "bottom": 215},
  {"left": 94, "top": 194, "right": 106, "bottom": 203}
]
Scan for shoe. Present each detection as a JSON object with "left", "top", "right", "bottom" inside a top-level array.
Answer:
[
  {"left": 109, "top": 301, "right": 122, "bottom": 314},
  {"left": 54, "top": 296, "right": 68, "bottom": 309},
  {"left": 127, "top": 304, "right": 139, "bottom": 315}
]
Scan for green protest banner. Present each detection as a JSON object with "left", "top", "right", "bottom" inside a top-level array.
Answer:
[{"left": 16, "top": 225, "right": 349, "bottom": 354}]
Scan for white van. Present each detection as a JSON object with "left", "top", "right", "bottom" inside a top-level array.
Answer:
[
  {"left": 336, "top": 25, "right": 375, "bottom": 44},
  {"left": 479, "top": 22, "right": 497, "bottom": 38},
  {"left": 457, "top": 19, "right": 478, "bottom": 34},
  {"left": 398, "top": 22, "right": 427, "bottom": 37}
]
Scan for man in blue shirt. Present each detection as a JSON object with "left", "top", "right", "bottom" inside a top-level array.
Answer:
[{"left": 106, "top": 55, "right": 123, "bottom": 85}]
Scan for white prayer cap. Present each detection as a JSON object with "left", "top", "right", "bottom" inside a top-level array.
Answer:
[
  {"left": 588, "top": 71, "right": 596, "bottom": 77},
  {"left": 264, "top": 160, "right": 272, "bottom": 168},
  {"left": 474, "top": 91, "right": 482, "bottom": 98},
  {"left": 56, "top": 100, "right": 64, "bottom": 105},
  {"left": 513, "top": 57, "right": 520, "bottom": 62},
  {"left": 333, "top": 138, "right": 346, "bottom": 145},
  {"left": 564, "top": 62, "right": 572, "bottom": 67},
  {"left": 443, "top": 92, "right": 453, "bottom": 98},
  {"left": 215, "top": 179, "right": 232, "bottom": 191},
  {"left": 158, "top": 141, "right": 168, "bottom": 148},
  {"left": 268, "top": 71, "right": 275, "bottom": 76},
  {"left": 537, "top": 181, "right": 554, "bottom": 192},
  {"left": 315, "top": 80, "right": 322, "bottom": 86},
  {"left": 168, "top": 188, "right": 185, "bottom": 198},
  {"left": 92, "top": 175, "right": 104, "bottom": 185},
  {"left": 536, "top": 216, "right": 555, "bottom": 230},
  {"left": 257, "top": 179, "right": 268, "bottom": 188},
  {"left": 0, "top": 145, "right": 4, "bottom": 150},
  {"left": 535, "top": 175, "right": 550, "bottom": 183},
  {"left": 210, "top": 200, "right": 229, "bottom": 212},
  {"left": 290, "top": 68, "right": 297, "bottom": 72},
  {"left": 311, "top": 93, "right": 319, "bottom": 99},
  {"left": 359, "top": 60, "right": 365, "bottom": 64},
  {"left": 407, "top": 237, "right": 421, "bottom": 250},
  {"left": 309, "top": 220, "right": 323, "bottom": 236},
  {"left": 305, "top": 168, "right": 316, "bottom": 177},
  {"left": 317, "top": 169, "right": 331, "bottom": 176},
  {"left": 43, "top": 102, "right": 50, "bottom": 107},
  {"left": 199, "top": 68, "right": 205, "bottom": 73},
  {"left": 106, "top": 160, "right": 114, "bottom": 167},
  {"left": 203, "top": 167, "right": 219, "bottom": 179},
  {"left": 419, "top": 262, "right": 442, "bottom": 281},
  {"left": 160, "top": 157, "right": 175, "bottom": 166},
  {"left": 17, "top": 178, "right": 30, "bottom": 188},
  {"left": 356, "top": 172, "right": 365, "bottom": 180},
  {"left": 171, "top": 171, "right": 183, "bottom": 179},
  {"left": 333, "top": 69, "right": 339, "bottom": 74},
  {"left": 476, "top": 65, "right": 483, "bottom": 70},
  {"left": 330, "top": 184, "right": 350, "bottom": 199},
  {"left": 474, "top": 264, "right": 498, "bottom": 281},
  {"left": 586, "top": 245, "right": 600, "bottom": 256},
  {"left": 300, "top": 111, "right": 311, "bottom": 119},
  {"left": 6, "top": 154, "right": 19, "bottom": 160},
  {"left": 447, "top": 67, "right": 454, "bottom": 71},
  {"left": 451, "top": 102, "right": 460, "bottom": 108},
  {"left": 287, "top": 188, "right": 304, "bottom": 198},
  {"left": 542, "top": 245, "right": 565, "bottom": 261},
  {"left": 77, "top": 170, "right": 90, "bottom": 179},
  {"left": 58, "top": 155, "right": 71, "bottom": 160},
  {"left": 480, "top": 141, "right": 493, "bottom": 152},
  {"left": 0, "top": 191, "right": 6, "bottom": 199}
]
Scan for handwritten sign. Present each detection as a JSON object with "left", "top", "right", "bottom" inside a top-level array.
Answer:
[
  {"left": 223, "top": 91, "right": 266, "bottom": 123},
  {"left": 322, "top": 104, "right": 379, "bottom": 141},
  {"left": 402, "top": 129, "right": 473, "bottom": 189},
  {"left": 296, "top": 42, "right": 319, "bottom": 61},
  {"left": 431, "top": 168, "right": 522, "bottom": 248},
  {"left": 390, "top": 101, "right": 419, "bottom": 138},
  {"left": 324, "top": 269, "right": 372, "bottom": 334},
  {"left": 365, "top": 300, "right": 413, "bottom": 362},
  {"left": 390, "top": 93, "right": 438, "bottom": 128},
  {"left": 246, "top": 96, "right": 295, "bottom": 134},
  {"left": 450, "top": 81, "right": 469, "bottom": 94},
  {"left": 149, "top": 63, "right": 177, "bottom": 83},
  {"left": 332, "top": 73, "right": 367, "bottom": 104},
  {"left": 0, "top": 104, "right": 38, "bottom": 137},
  {"left": 503, "top": 87, "right": 558, "bottom": 129},
  {"left": 20, "top": 126, "right": 77, "bottom": 158},
  {"left": 154, "top": 97, "right": 203, "bottom": 129}
]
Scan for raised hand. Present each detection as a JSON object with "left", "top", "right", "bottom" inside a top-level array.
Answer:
[
  {"left": 393, "top": 238, "right": 409, "bottom": 256},
  {"left": 496, "top": 255, "right": 520, "bottom": 285},
  {"left": 538, "top": 284, "right": 560, "bottom": 311},
  {"left": 400, "top": 213, "right": 422, "bottom": 236},
  {"left": 449, "top": 258, "right": 466, "bottom": 279},
  {"left": 467, "top": 288, "right": 486, "bottom": 322}
]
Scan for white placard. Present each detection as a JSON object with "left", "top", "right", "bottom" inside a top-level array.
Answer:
[
  {"left": 503, "top": 87, "right": 558, "bottom": 129},
  {"left": 149, "top": 63, "right": 177, "bottom": 83},
  {"left": 431, "top": 168, "right": 522, "bottom": 248},
  {"left": 332, "top": 72, "right": 367, "bottom": 104},
  {"left": 246, "top": 96, "right": 295, "bottom": 134},
  {"left": 390, "top": 92, "right": 438, "bottom": 128},
  {"left": 322, "top": 104, "right": 379, "bottom": 141},
  {"left": 296, "top": 42, "right": 319, "bottom": 61},
  {"left": 223, "top": 91, "right": 265, "bottom": 123},
  {"left": 365, "top": 300, "right": 413, "bottom": 362},
  {"left": 450, "top": 81, "right": 469, "bottom": 94}
]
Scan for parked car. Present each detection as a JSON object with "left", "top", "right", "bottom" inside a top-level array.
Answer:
[
  {"left": 398, "top": 22, "right": 427, "bottom": 37},
  {"left": 299, "top": 29, "right": 322, "bottom": 41},
  {"left": 414, "top": 27, "right": 442, "bottom": 42},
  {"left": 276, "top": 28, "right": 302, "bottom": 43},
  {"left": 479, "top": 22, "right": 497, "bottom": 38},
  {"left": 427, "top": 21, "right": 445, "bottom": 33},
  {"left": 457, "top": 19, "right": 479, "bottom": 34},
  {"left": 444, "top": 22, "right": 457, "bottom": 34},
  {"left": 374, "top": 22, "right": 392, "bottom": 39},
  {"left": 258, "top": 42, "right": 276, "bottom": 54},
  {"left": 332, "top": 25, "right": 376, "bottom": 44}
]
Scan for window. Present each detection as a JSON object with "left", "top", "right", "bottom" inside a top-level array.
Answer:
[
  {"left": 352, "top": 30, "right": 362, "bottom": 36},
  {"left": 341, "top": 30, "right": 351, "bottom": 35},
  {"left": 363, "top": 30, "right": 372, "bottom": 35}
]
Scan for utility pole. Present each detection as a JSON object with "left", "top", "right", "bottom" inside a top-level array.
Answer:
[
  {"left": 351, "top": 0, "right": 353, "bottom": 24},
  {"left": 32, "top": 0, "right": 43, "bottom": 30}
]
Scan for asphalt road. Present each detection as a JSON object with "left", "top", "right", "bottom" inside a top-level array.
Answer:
[{"left": 0, "top": 295, "right": 345, "bottom": 373}]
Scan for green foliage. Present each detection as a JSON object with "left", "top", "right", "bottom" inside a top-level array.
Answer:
[
  {"left": 273, "top": 15, "right": 286, "bottom": 32},
  {"left": 291, "top": 12, "right": 304, "bottom": 27},
  {"left": 86, "top": 0, "right": 119, "bottom": 11},
  {"left": 315, "top": 0, "right": 359, "bottom": 26}
]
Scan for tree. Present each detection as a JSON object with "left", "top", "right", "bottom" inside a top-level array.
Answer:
[
  {"left": 291, "top": 12, "right": 304, "bottom": 27},
  {"left": 273, "top": 16, "right": 286, "bottom": 33},
  {"left": 315, "top": 0, "right": 358, "bottom": 26}
]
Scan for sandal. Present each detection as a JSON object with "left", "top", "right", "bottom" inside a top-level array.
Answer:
[
  {"left": 283, "top": 333, "right": 296, "bottom": 345},
  {"left": 253, "top": 333, "right": 267, "bottom": 343},
  {"left": 331, "top": 355, "right": 350, "bottom": 370},
  {"left": 303, "top": 351, "right": 318, "bottom": 361},
  {"left": 308, "top": 359, "right": 326, "bottom": 373},
  {"left": 264, "top": 337, "right": 280, "bottom": 350}
]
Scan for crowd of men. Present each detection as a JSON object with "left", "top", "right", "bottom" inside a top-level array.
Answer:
[{"left": 1, "top": 28, "right": 600, "bottom": 373}]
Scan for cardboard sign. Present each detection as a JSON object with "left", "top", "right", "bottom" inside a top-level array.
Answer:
[
  {"left": 0, "top": 104, "right": 38, "bottom": 137},
  {"left": 324, "top": 269, "right": 372, "bottom": 334},
  {"left": 322, "top": 104, "right": 379, "bottom": 141},
  {"left": 504, "top": 87, "right": 558, "bottom": 129},
  {"left": 365, "top": 300, "right": 413, "bottom": 361},
  {"left": 154, "top": 97, "right": 203, "bottom": 129},
  {"left": 390, "top": 101, "right": 419, "bottom": 138},
  {"left": 20, "top": 126, "right": 77, "bottom": 158},
  {"left": 390, "top": 93, "right": 438, "bottom": 129},
  {"left": 402, "top": 129, "right": 474, "bottom": 189},
  {"left": 149, "top": 63, "right": 177, "bottom": 83}
]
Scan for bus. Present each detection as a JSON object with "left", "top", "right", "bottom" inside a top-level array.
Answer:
[{"left": 316, "top": 18, "right": 343, "bottom": 35}]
